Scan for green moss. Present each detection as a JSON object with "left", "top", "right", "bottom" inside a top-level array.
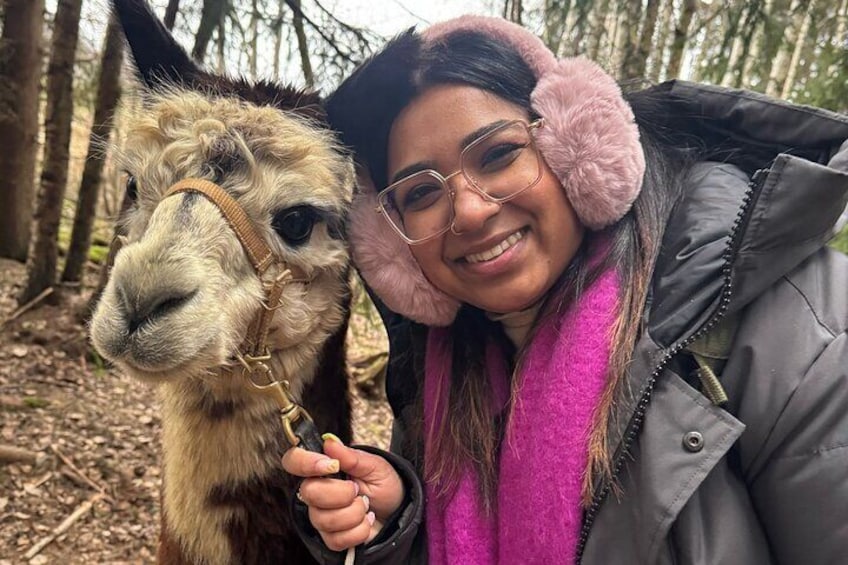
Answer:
[
  {"left": 23, "top": 397, "right": 50, "bottom": 409},
  {"left": 87, "top": 244, "right": 110, "bottom": 264},
  {"left": 831, "top": 226, "right": 848, "bottom": 254}
]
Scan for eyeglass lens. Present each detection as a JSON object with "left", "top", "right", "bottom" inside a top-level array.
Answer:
[{"left": 380, "top": 121, "right": 541, "bottom": 242}]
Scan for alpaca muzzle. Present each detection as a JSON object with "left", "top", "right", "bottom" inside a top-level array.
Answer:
[{"left": 151, "top": 178, "right": 327, "bottom": 451}]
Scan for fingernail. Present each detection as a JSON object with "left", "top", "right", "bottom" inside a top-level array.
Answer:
[
  {"left": 316, "top": 458, "right": 339, "bottom": 474},
  {"left": 351, "top": 481, "right": 360, "bottom": 497},
  {"left": 321, "top": 432, "right": 342, "bottom": 444},
  {"left": 296, "top": 489, "right": 305, "bottom": 503},
  {"left": 361, "top": 494, "right": 370, "bottom": 512},
  {"left": 366, "top": 511, "right": 375, "bottom": 526}
]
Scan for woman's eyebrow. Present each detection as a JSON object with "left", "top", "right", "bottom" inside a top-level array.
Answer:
[
  {"left": 389, "top": 119, "right": 513, "bottom": 185},
  {"left": 459, "top": 119, "right": 510, "bottom": 149}
]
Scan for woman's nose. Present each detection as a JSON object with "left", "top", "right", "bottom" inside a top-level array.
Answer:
[{"left": 449, "top": 177, "right": 501, "bottom": 234}]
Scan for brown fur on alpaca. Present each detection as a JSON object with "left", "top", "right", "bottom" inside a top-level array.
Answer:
[{"left": 90, "top": 1, "right": 354, "bottom": 563}]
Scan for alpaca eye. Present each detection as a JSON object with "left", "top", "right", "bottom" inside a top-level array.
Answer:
[
  {"left": 126, "top": 174, "right": 138, "bottom": 202},
  {"left": 272, "top": 206, "right": 317, "bottom": 246}
]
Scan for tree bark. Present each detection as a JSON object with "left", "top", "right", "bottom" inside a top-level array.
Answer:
[
  {"left": 291, "top": 0, "right": 313, "bottom": 88},
  {"left": 587, "top": 0, "right": 611, "bottom": 62},
  {"left": 618, "top": 0, "right": 644, "bottom": 79},
  {"left": 780, "top": 0, "right": 815, "bottom": 99},
  {"left": 766, "top": 0, "right": 802, "bottom": 96},
  {"left": 272, "top": 0, "right": 285, "bottom": 79},
  {"left": 163, "top": 0, "right": 180, "bottom": 31},
  {"left": 19, "top": 0, "right": 83, "bottom": 305},
  {"left": 648, "top": 0, "right": 675, "bottom": 83},
  {"left": 0, "top": 0, "right": 45, "bottom": 261},
  {"left": 61, "top": 16, "right": 124, "bottom": 284},
  {"left": 723, "top": 1, "right": 762, "bottom": 87},
  {"left": 191, "top": 0, "right": 227, "bottom": 64},
  {"left": 542, "top": 0, "right": 570, "bottom": 56},
  {"left": 632, "top": 0, "right": 661, "bottom": 79},
  {"left": 666, "top": 0, "right": 697, "bottom": 79}
]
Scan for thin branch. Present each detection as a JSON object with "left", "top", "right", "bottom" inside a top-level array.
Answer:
[
  {"left": 24, "top": 493, "right": 105, "bottom": 561},
  {"left": 282, "top": 0, "right": 356, "bottom": 65}
]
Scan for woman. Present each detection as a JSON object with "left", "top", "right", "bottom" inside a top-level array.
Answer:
[{"left": 283, "top": 15, "right": 848, "bottom": 564}]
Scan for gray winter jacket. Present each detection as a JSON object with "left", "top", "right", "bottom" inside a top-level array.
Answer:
[{"left": 297, "top": 81, "right": 848, "bottom": 564}]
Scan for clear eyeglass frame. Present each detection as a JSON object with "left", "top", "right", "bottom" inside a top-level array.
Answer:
[{"left": 375, "top": 118, "right": 546, "bottom": 245}]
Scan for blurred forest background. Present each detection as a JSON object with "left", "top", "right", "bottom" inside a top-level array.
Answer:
[
  {"left": 0, "top": 0, "right": 846, "bottom": 307},
  {"left": 0, "top": 0, "right": 845, "bottom": 561}
]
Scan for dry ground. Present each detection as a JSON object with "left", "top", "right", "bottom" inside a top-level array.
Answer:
[{"left": 0, "top": 258, "right": 391, "bottom": 564}]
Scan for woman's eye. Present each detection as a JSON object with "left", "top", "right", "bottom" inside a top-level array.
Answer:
[
  {"left": 401, "top": 184, "right": 442, "bottom": 212},
  {"left": 479, "top": 143, "right": 524, "bottom": 171},
  {"left": 126, "top": 174, "right": 138, "bottom": 202},
  {"left": 272, "top": 206, "right": 317, "bottom": 246}
]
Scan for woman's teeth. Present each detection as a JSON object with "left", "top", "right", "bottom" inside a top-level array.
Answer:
[{"left": 465, "top": 230, "right": 524, "bottom": 264}]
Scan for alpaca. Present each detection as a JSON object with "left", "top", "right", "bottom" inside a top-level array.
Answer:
[{"left": 89, "top": 1, "right": 354, "bottom": 563}]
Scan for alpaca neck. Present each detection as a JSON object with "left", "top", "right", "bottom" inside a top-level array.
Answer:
[{"left": 157, "top": 364, "right": 310, "bottom": 564}]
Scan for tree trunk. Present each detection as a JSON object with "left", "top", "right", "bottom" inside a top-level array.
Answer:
[
  {"left": 61, "top": 16, "right": 124, "bottom": 284},
  {"left": 272, "top": 0, "right": 285, "bottom": 79},
  {"left": 290, "top": 0, "right": 313, "bottom": 88},
  {"left": 505, "top": 0, "right": 523, "bottom": 25},
  {"left": 723, "top": 0, "right": 762, "bottom": 87},
  {"left": 618, "top": 0, "right": 644, "bottom": 79},
  {"left": 701, "top": 5, "right": 742, "bottom": 84},
  {"left": 648, "top": 0, "right": 675, "bottom": 83},
  {"left": 666, "top": 0, "right": 697, "bottom": 79},
  {"left": 569, "top": 0, "right": 592, "bottom": 56},
  {"left": 163, "top": 0, "right": 180, "bottom": 31},
  {"left": 587, "top": 0, "right": 611, "bottom": 61},
  {"left": 191, "top": 0, "right": 227, "bottom": 64},
  {"left": 0, "top": 0, "right": 45, "bottom": 261},
  {"left": 248, "top": 0, "right": 259, "bottom": 79},
  {"left": 632, "top": 0, "right": 661, "bottom": 79},
  {"left": 19, "top": 0, "right": 83, "bottom": 305},
  {"left": 780, "top": 0, "right": 815, "bottom": 99},
  {"left": 766, "top": 0, "right": 802, "bottom": 96},
  {"left": 543, "top": 0, "right": 570, "bottom": 56}
]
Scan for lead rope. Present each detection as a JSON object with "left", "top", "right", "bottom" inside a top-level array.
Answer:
[{"left": 162, "top": 180, "right": 358, "bottom": 564}]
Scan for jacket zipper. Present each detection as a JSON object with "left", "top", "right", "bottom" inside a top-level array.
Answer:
[{"left": 574, "top": 166, "right": 770, "bottom": 562}]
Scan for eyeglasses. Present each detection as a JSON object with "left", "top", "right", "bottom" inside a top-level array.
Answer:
[{"left": 376, "top": 119, "right": 545, "bottom": 244}]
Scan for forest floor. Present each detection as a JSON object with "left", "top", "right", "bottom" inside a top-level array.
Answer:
[{"left": 0, "top": 258, "right": 391, "bottom": 564}]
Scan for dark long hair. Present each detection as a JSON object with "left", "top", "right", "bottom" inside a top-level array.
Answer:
[{"left": 328, "top": 29, "right": 690, "bottom": 510}]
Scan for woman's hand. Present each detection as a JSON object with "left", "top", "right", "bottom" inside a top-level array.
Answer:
[{"left": 282, "top": 433, "right": 405, "bottom": 552}]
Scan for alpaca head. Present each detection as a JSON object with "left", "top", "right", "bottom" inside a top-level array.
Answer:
[{"left": 90, "top": 0, "right": 354, "bottom": 395}]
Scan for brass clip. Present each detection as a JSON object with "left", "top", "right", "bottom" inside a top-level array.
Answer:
[{"left": 233, "top": 350, "right": 312, "bottom": 447}]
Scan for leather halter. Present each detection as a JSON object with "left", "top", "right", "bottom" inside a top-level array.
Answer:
[{"left": 162, "top": 178, "right": 316, "bottom": 447}]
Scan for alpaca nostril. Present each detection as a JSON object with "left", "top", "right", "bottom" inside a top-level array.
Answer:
[{"left": 127, "top": 290, "right": 198, "bottom": 335}]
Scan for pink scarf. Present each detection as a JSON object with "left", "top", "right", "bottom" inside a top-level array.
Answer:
[{"left": 424, "top": 270, "right": 619, "bottom": 564}]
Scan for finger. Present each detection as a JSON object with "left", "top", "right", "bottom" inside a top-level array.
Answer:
[
  {"left": 321, "top": 434, "right": 385, "bottom": 478},
  {"left": 309, "top": 495, "right": 371, "bottom": 533},
  {"left": 299, "top": 478, "right": 360, "bottom": 509},
  {"left": 281, "top": 446, "right": 339, "bottom": 478},
  {"left": 320, "top": 512, "right": 377, "bottom": 553}
]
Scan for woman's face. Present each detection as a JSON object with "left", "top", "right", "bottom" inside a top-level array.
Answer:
[{"left": 387, "top": 84, "right": 585, "bottom": 314}]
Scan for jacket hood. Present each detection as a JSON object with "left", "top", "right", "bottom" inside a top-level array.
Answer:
[{"left": 647, "top": 80, "right": 848, "bottom": 347}]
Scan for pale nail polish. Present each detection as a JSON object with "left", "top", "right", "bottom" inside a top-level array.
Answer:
[
  {"left": 361, "top": 494, "right": 370, "bottom": 512},
  {"left": 317, "top": 458, "right": 339, "bottom": 474},
  {"left": 351, "top": 481, "right": 360, "bottom": 497},
  {"left": 366, "top": 511, "right": 375, "bottom": 526}
]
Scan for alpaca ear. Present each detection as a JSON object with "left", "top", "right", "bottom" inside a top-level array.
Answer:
[{"left": 111, "top": 0, "right": 205, "bottom": 90}]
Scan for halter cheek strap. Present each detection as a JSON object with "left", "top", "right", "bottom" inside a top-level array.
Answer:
[{"left": 163, "top": 178, "right": 317, "bottom": 448}]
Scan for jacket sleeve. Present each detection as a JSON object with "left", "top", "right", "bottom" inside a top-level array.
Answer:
[
  {"left": 747, "top": 330, "right": 848, "bottom": 563},
  {"left": 291, "top": 444, "right": 425, "bottom": 565}
]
